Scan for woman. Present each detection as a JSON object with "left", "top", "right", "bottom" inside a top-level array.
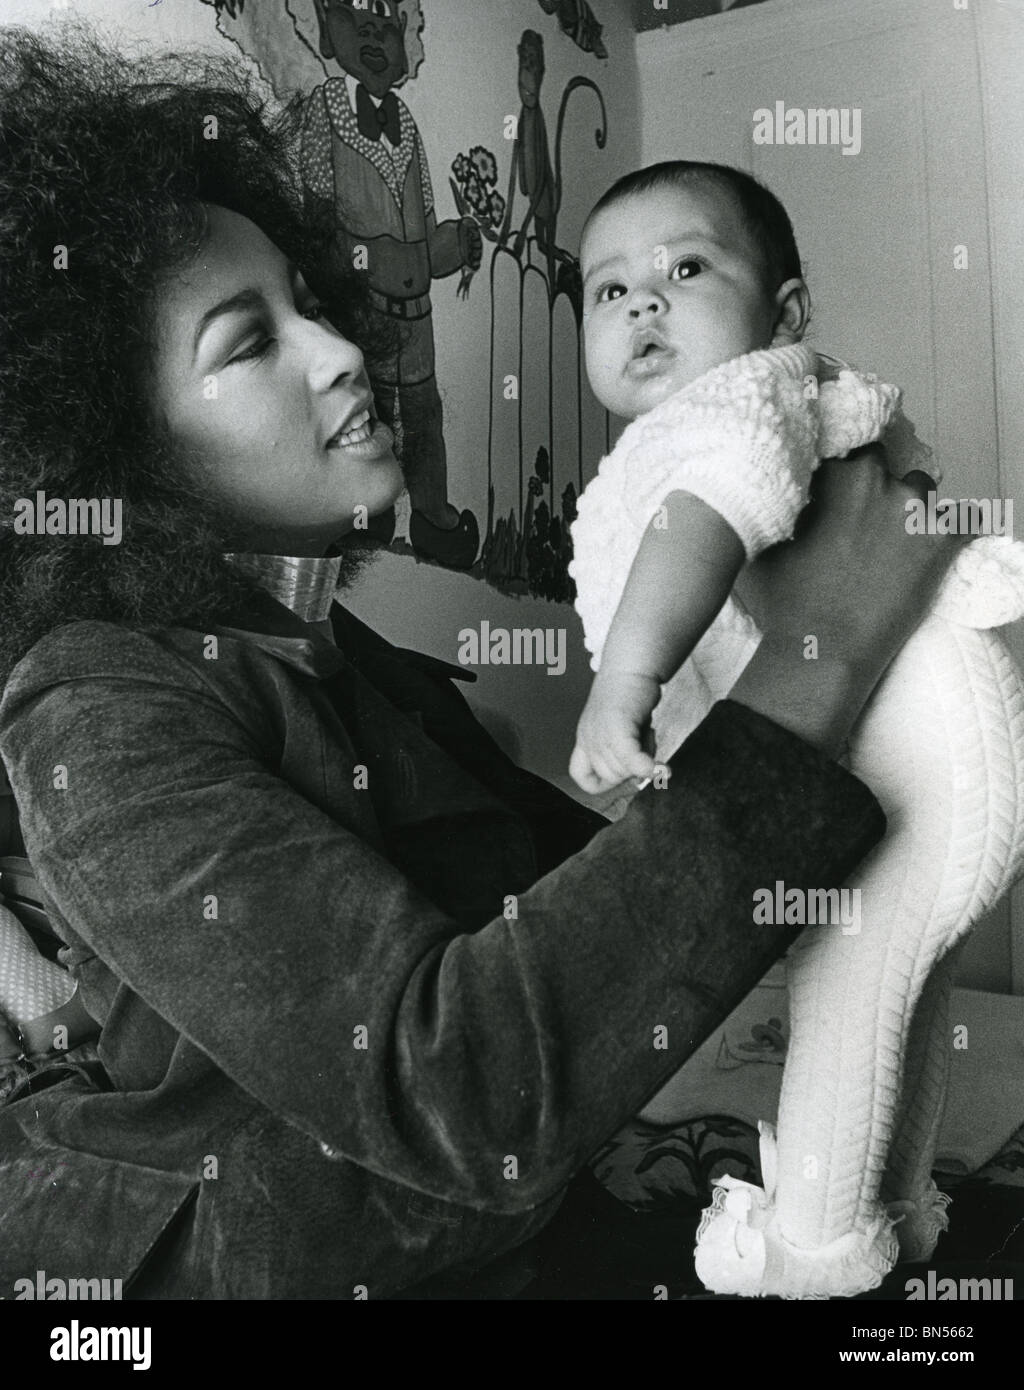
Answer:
[{"left": 0, "top": 28, "right": 959, "bottom": 1299}]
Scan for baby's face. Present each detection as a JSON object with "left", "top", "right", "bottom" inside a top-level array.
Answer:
[{"left": 581, "top": 183, "right": 781, "bottom": 421}]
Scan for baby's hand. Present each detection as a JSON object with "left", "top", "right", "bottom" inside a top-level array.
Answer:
[{"left": 569, "top": 670, "right": 661, "bottom": 794}]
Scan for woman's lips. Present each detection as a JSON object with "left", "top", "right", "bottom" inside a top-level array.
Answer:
[{"left": 326, "top": 414, "right": 395, "bottom": 461}]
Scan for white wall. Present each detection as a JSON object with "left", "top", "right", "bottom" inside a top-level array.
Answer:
[{"left": 4, "top": 0, "right": 227, "bottom": 56}]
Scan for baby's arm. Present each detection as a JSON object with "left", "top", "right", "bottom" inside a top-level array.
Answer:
[{"left": 569, "top": 491, "right": 745, "bottom": 793}]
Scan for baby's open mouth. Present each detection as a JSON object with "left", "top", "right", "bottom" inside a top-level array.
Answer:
[
  {"left": 627, "top": 331, "right": 673, "bottom": 373},
  {"left": 630, "top": 330, "right": 670, "bottom": 360}
]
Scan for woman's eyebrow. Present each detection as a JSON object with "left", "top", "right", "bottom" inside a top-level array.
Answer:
[{"left": 192, "top": 288, "right": 265, "bottom": 359}]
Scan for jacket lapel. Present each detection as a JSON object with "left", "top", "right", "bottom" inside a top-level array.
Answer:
[{"left": 210, "top": 593, "right": 539, "bottom": 925}]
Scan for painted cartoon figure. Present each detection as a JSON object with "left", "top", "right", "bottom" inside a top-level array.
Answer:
[
  {"left": 301, "top": 0, "right": 482, "bottom": 567},
  {"left": 537, "top": 0, "right": 608, "bottom": 59},
  {"left": 498, "top": 30, "right": 606, "bottom": 307}
]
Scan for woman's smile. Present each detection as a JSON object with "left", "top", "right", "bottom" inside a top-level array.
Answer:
[{"left": 325, "top": 407, "right": 395, "bottom": 458}]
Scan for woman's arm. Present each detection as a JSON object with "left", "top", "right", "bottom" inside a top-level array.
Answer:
[
  {"left": 0, "top": 630, "right": 881, "bottom": 1215},
  {"left": 0, "top": 451, "right": 957, "bottom": 1214}
]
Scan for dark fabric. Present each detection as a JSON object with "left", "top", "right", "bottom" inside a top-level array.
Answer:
[{"left": 0, "top": 594, "right": 885, "bottom": 1298}]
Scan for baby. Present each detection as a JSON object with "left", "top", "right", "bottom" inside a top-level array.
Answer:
[
  {"left": 569, "top": 162, "right": 1024, "bottom": 1297},
  {"left": 570, "top": 161, "right": 924, "bottom": 795}
]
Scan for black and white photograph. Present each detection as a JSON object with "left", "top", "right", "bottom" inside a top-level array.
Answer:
[{"left": 0, "top": 0, "right": 1021, "bottom": 1364}]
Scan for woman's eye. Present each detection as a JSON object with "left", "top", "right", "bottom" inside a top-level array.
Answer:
[
  {"left": 228, "top": 336, "right": 274, "bottom": 365},
  {"left": 301, "top": 301, "right": 328, "bottom": 323},
  {"left": 670, "top": 258, "right": 704, "bottom": 280}
]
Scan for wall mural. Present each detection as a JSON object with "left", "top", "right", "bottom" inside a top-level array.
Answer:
[
  {"left": 537, "top": 0, "right": 608, "bottom": 59},
  {"left": 202, "top": 0, "right": 610, "bottom": 601}
]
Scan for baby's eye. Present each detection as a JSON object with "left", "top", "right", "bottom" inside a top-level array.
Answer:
[
  {"left": 596, "top": 283, "right": 626, "bottom": 303},
  {"left": 670, "top": 258, "right": 705, "bottom": 280}
]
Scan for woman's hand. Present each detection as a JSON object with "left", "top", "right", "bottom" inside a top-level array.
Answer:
[{"left": 731, "top": 446, "right": 966, "bottom": 754}]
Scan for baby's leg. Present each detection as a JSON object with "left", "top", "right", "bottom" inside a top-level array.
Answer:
[
  {"left": 880, "top": 947, "right": 959, "bottom": 1259},
  {"left": 695, "top": 618, "right": 1024, "bottom": 1296},
  {"left": 777, "top": 619, "right": 1024, "bottom": 1257}
]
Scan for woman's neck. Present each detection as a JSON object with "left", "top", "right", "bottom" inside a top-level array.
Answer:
[{"left": 223, "top": 551, "right": 343, "bottom": 625}]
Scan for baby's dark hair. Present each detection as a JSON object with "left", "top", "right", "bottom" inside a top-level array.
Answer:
[
  {"left": 587, "top": 161, "right": 803, "bottom": 291},
  {"left": 0, "top": 23, "right": 385, "bottom": 680}
]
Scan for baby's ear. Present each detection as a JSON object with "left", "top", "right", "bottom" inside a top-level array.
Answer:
[{"left": 771, "top": 278, "right": 811, "bottom": 345}]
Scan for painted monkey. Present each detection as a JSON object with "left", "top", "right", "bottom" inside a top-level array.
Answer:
[{"left": 499, "top": 30, "right": 607, "bottom": 299}]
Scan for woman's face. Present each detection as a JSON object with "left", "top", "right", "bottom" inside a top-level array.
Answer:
[{"left": 153, "top": 205, "right": 404, "bottom": 555}]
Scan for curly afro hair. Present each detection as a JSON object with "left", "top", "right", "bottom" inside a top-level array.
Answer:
[{"left": 0, "top": 22, "right": 388, "bottom": 681}]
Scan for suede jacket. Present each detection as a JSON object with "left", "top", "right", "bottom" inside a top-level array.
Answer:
[{"left": 0, "top": 594, "right": 885, "bottom": 1298}]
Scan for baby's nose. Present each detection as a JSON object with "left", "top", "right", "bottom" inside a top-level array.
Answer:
[{"left": 630, "top": 295, "right": 663, "bottom": 316}]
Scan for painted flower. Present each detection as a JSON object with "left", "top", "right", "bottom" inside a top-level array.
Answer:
[
  {"left": 464, "top": 171, "right": 488, "bottom": 215},
  {"left": 487, "top": 190, "right": 506, "bottom": 227},
  {"left": 452, "top": 152, "right": 470, "bottom": 183},
  {"left": 470, "top": 145, "right": 498, "bottom": 187}
]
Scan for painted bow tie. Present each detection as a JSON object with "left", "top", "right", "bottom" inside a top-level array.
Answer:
[{"left": 356, "top": 85, "right": 401, "bottom": 146}]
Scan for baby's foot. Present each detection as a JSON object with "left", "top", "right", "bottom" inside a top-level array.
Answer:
[
  {"left": 693, "top": 1122, "right": 900, "bottom": 1299},
  {"left": 887, "top": 1181, "right": 951, "bottom": 1265}
]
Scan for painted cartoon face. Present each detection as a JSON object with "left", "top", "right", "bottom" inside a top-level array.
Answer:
[
  {"left": 153, "top": 206, "right": 404, "bottom": 555},
  {"left": 317, "top": 0, "right": 408, "bottom": 98},
  {"left": 581, "top": 183, "right": 785, "bottom": 421}
]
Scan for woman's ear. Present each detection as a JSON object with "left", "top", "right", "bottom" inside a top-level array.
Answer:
[{"left": 770, "top": 278, "right": 811, "bottom": 345}]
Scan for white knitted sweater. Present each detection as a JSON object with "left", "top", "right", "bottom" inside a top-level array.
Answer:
[{"left": 569, "top": 343, "right": 1024, "bottom": 756}]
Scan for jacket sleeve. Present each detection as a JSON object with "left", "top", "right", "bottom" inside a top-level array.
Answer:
[{"left": 0, "top": 624, "right": 885, "bottom": 1214}]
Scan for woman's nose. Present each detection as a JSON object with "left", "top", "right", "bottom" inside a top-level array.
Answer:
[{"left": 305, "top": 319, "right": 365, "bottom": 392}]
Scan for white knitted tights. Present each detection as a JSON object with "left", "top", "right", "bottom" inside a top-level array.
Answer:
[{"left": 691, "top": 560, "right": 1024, "bottom": 1297}]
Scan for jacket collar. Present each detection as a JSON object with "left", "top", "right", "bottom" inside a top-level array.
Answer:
[
  {"left": 210, "top": 586, "right": 474, "bottom": 688},
  {"left": 212, "top": 588, "right": 347, "bottom": 678}
]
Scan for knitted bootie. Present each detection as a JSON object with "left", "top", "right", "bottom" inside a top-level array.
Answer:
[
  {"left": 888, "top": 1181, "right": 952, "bottom": 1265},
  {"left": 694, "top": 1123, "right": 899, "bottom": 1299}
]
